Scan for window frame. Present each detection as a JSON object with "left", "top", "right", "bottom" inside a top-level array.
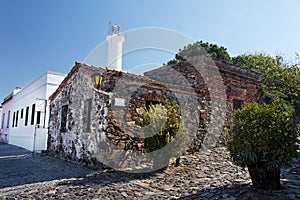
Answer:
[
  {"left": 60, "top": 105, "right": 68, "bottom": 132},
  {"left": 31, "top": 104, "right": 35, "bottom": 125},
  {"left": 7, "top": 111, "right": 10, "bottom": 128},
  {"left": 1, "top": 113, "right": 5, "bottom": 129},
  {"left": 233, "top": 98, "right": 244, "bottom": 110},
  {"left": 12, "top": 112, "right": 15, "bottom": 127},
  {"left": 20, "top": 108, "right": 24, "bottom": 119},
  {"left": 15, "top": 110, "right": 19, "bottom": 127},
  {"left": 83, "top": 99, "right": 92, "bottom": 133},
  {"left": 36, "top": 111, "right": 41, "bottom": 125},
  {"left": 25, "top": 106, "right": 29, "bottom": 126}
]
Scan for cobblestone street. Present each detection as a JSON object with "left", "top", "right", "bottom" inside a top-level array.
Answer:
[
  {"left": 0, "top": 143, "right": 299, "bottom": 199},
  {"left": 0, "top": 143, "right": 93, "bottom": 189}
]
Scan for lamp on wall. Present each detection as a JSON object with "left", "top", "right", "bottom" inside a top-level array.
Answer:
[
  {"left": 91, "top": 70, "right": 103, "bottom": 89},
  {"left": 91, "top": 70, "right": 110, "bottom": 95}
]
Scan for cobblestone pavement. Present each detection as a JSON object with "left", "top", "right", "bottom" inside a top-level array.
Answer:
[
  {"left": 0, "top": 143, "right": 299, "bottom": 199},
  {"left": 0, "top": 143, "right": 93, "bottom": 189}
]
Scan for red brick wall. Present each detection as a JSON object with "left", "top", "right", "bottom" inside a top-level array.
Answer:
[{"left": 145, "top": 58, "right": 261, "bottom": 110}]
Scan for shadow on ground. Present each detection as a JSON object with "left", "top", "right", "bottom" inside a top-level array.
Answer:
[
  {"left": 1, "top": 142, "right": 299, "bottom": 200},
  {"left": 0, "top": 143, "right": 94, "bottom": 189},
  {"left": 0, "top": 143, "right": 161, "bottom": 189},
  {"left": 56, "top": 167, "right": 163, "bottom": 188}
]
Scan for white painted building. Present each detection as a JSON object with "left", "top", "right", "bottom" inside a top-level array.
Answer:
[
  {"left": 2, "top": 71, "right": 65, "bottom": 150},
  {"left": 1, "top": 94, "right": 12, "bottom": 143},
  {"left": 0, "top": 88, "right": 22, "bottom": 143}
]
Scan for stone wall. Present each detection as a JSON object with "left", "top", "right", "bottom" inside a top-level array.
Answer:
[
  {"left": 48, "top": 63, "right": 204, "bottom": 170},
  {"left": 144, "top": 57, "right": 261, "bottom": 151},
  {"left": 144, "top": 57, "right": 261, "bottom": 107},
  {"left": 47, "top": 65, "right": 105, "bottom": 168},
  {"left": 47, "top": 60, "right": 261, "bottom": 170},
  {"left": 98, "top": 68, "right": 209, "bottom": 170}
]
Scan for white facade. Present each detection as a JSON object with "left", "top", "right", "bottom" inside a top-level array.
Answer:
[
  {"left": 1, "top": 95, "right": 12, "bottom": 143},
  {"left": 7, "top": 72, "right": 65, "bottom": 151},
  {"left": 106, "top": 31, "right": 125, "bottom": 71},
  {"left": 0, "top": 88, "right": 22, "bottom": 143}
]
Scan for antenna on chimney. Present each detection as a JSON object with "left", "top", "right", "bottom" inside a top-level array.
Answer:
[{"left": 108, "top": 21, "right": 112, "bottom": 35}]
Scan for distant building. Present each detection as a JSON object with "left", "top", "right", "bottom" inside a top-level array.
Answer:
[
  {"left": 0, "top": 72, "right": 66, "bottom": 150},
  {"left": 1, "top": 94, "right": 12, "bottom": 143},
  {"left": 0, "top": 88, "right": 22, "bottom": 143}
]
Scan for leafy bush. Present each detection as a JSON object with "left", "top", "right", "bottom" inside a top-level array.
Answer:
[
  {"left": 140, "top": 101, "right": 186, "bottom": 168},
  {"left": 140, "top": 102, "right": 180, "bottom": 151},
  {"left": 228, "top": 102, "right": 299, "bottom": 172}
]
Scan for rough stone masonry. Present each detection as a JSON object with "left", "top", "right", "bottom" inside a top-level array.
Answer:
[{"left": 47, "top": 56, "right": 261, "bottom": 171}]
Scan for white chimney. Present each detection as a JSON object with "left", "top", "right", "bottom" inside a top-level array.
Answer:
[{"left": 106, "top": 25, "right": 125, "bottom": 71}]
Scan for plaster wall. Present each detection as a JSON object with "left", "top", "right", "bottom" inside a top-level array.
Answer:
[
  {"left": 9, "top": 72, "right": 65, "bottom": 151},
  {"left": 1, "top": 97, "right": 12, "bottom": 143}
]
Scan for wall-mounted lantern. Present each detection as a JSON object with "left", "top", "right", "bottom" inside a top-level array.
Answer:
[
  {"left": 91, "top": 70, "right": 110, "bottom": 95},
  {"left": 91, "top": 70, "right": 103, "bottom": 90}
]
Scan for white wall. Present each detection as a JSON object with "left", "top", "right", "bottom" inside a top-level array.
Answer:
[
  {"left": 9, "top": 72, "right": 65, "bottom": 151},
  {"left": 0, "top": 96, "right": 12, "bottom": 143},
  {"left": 106, "top": 33, "right": 125, "bottom": 71}
]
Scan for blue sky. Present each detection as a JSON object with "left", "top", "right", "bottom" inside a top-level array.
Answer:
[{"left": 1, "top": 0, "right": 300, "bottom": 100}]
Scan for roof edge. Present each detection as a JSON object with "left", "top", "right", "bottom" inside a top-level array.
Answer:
[{"left": 49, "top": 62, "right": 82, "bottom": 101}]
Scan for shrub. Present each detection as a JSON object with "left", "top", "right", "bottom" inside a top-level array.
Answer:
[
  {"left": 229, "top": 102, "right": 298, "bottom": 169},
  {"left": 140, "top": 101, "right": 186, "bottom": 168},
  {"left": 228, "top": 102, "right": 299, "bottom": 189}
]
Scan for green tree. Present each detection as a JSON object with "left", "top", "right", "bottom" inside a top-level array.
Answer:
[
  {"left": 167, "top": 41, "right": 300, "bottom": 111},
  {"left": 168, "top": 41, "right": 231, "bottom": 64},
  {"left": 232, "top": 53, "right": 300, "bottom": 106}
]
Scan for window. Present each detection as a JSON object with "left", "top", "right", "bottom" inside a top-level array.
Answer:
[
  {"left": 1, "top": 113, "right": 5, "bottom": 129},
  {"left": 7, "top": 111, "right": 10, "bottom": 128},
  {"left": 15, "top": 111, "right": 19, "bottom": 127},
  {"left": 36, "top": 111, "right": 41, "bottom": 125},
  {"left": 60, "top": 105, "right": 68, "bottom": 132},
  {"left": 25, "top": 106, "right": 29, "bottom": 126},
  {"left": 83, "top": 99, "right": 92, "bottom": 132},
  {"left": 20, "top": 109, "right": 24, "bottom": 119},
  {"left": 233, "top": 99, "right": 244, "bottom": 110},
  {"left": 31, "top": 104, "right": 35, "bottom": 125},
  {"left": 12, "top": 112, "right": 15, "bottom": 127}
]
